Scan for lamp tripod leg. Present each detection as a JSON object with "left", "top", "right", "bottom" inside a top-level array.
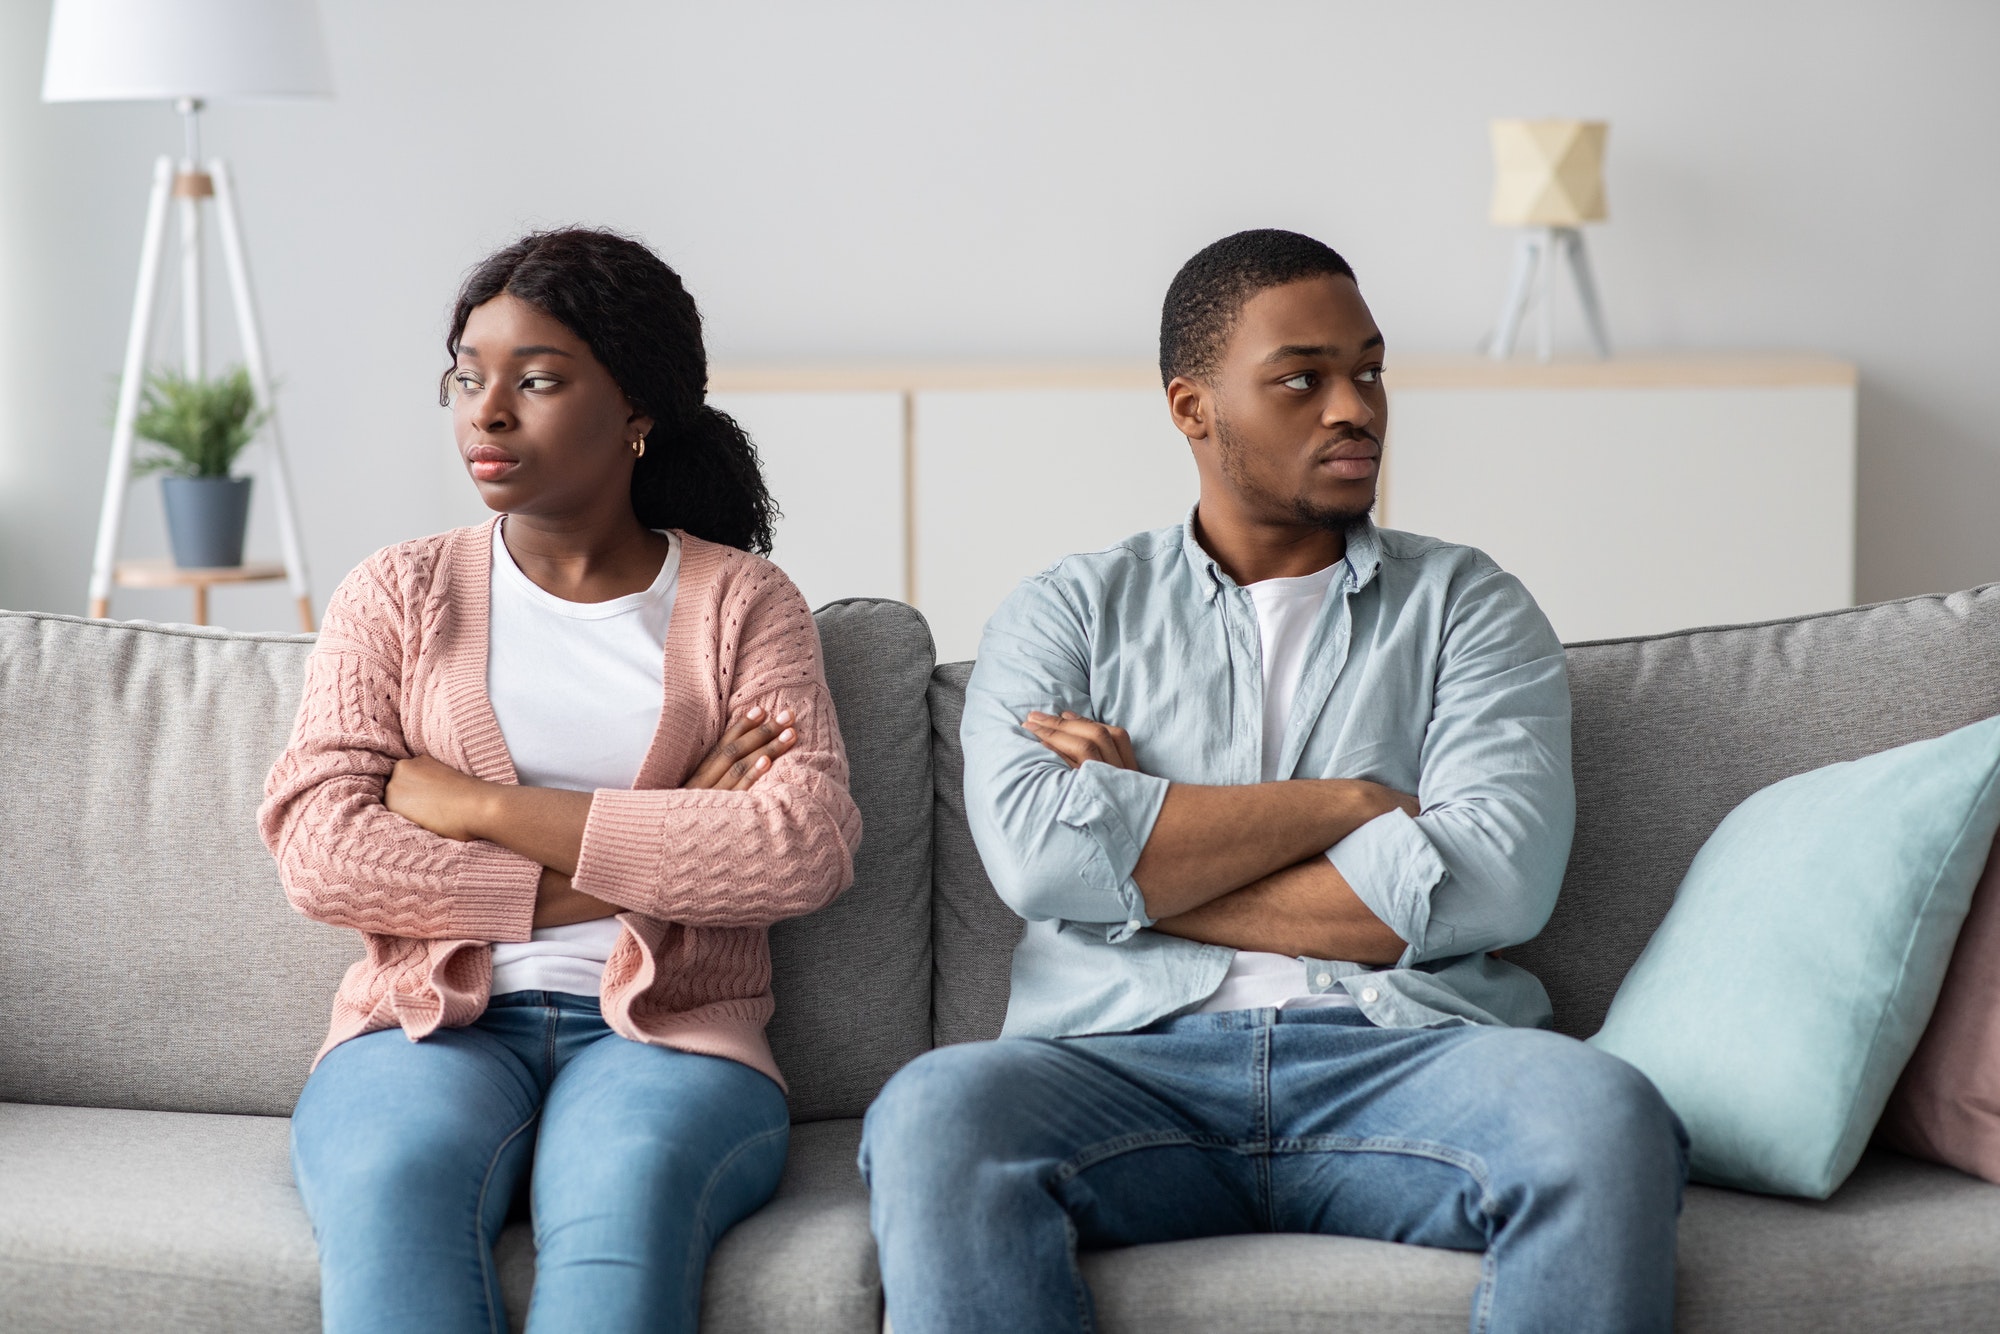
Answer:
[
  {"left": 1563, "top": 229, "right": 1613, "bottom": 358},
  {"left": 210, "top": 158, "right": 315, "bottom": 631},
  {"left": 89, "top": 157, "right": 176, "bottom": 619},
  {"left": 1489, "top": 231, "right": 1540, "bottom": 359}
]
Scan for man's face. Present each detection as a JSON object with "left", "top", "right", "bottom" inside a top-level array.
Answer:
[{"left": 1182, "top": 274, "right": 1386, "bottom": 532}]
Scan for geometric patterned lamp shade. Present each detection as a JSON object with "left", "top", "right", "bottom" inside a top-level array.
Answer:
[{"left": 1490, "top": 119, "right": 1608, "bottom": 227}]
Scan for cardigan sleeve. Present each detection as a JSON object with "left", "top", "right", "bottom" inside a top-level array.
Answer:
[
  {"left": 569, "top": 569, "right": 863, "bottom": 929},
  {"left": 258, "top": 556, "right": 541, "bottom": 942}
]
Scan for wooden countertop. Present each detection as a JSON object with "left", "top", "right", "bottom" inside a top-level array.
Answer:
[{"left": 710, "top": 354, "right": 1855, "bottom": 394}]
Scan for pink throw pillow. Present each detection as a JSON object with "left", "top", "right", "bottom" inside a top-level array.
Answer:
[{"left": 1878, "top": 829, "right": 2000, "bottom": 1183}]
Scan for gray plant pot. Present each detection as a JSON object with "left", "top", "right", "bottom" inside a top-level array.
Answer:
[{"left": 161, "top": 475, "right": 253, "bottom": 568}]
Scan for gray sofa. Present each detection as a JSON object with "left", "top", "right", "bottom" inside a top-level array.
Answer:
[{"left": 5, "top": 586, "right": 2000, "bottom": 1333}]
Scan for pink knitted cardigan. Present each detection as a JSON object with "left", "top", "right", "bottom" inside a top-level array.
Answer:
[{"left": 259, "top": 519, "right": 861, "bottom": 1087}]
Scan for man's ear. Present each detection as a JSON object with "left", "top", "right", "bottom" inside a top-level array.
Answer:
[{"left": 1166, "top": 375, "right": 1212, "bottom": 442}]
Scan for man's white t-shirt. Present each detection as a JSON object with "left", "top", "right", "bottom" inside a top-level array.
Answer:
[
  {"left": 1197, "top": 557, "right": 1362, "bottom": 1014},
  {"left": 486, "top": 523, "right": 680, "bottom": 997}
]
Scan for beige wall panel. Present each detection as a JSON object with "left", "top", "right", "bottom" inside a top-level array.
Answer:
[
  {"left": 915, "top": 389, "right": 1195, "bottom": 664},
  {"left": 1384, "top": 384, "right": 1857, "bottom": 642},
  {"left": 710, "top": 391, "right": 906, "bottom": 614}
]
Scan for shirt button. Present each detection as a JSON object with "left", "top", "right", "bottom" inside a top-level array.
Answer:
[
  {"left": 1360, "top": 987, "right": 1380, "bottom": 1003},
  {"left": 1315, "top": 972, "right": 1333, "bottom": 987},
  {"left": 1126, "top": 919, "right": 1142, "bottom": 932}
]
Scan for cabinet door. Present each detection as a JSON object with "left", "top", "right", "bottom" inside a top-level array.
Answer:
[
  {"left": 709, "top": 391, "right": 906, "bottom": 613},
  {"left": 914, "top": 389, "right": 1197, "bottom": 663},
  {"left": 1384, "top": 384, "right": 1857, "bottom": 642}
]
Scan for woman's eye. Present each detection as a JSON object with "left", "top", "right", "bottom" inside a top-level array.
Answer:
[
  {"left": 1282, "top": 372, "right": 1315, "bottom": 390},
  {"left": 522, "top": 374, "right": 559, "bottom": 391},
  {"left": 454, "top": 374, "right": 482, "bottom": 393}
]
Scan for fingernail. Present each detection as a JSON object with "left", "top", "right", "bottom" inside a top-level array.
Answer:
[
  {"left": 746, "top": 706, "right": 764, "bottom": 721},
  {"left": 779, "top": 728, "right": 795, "bottom": 743},
  {"left": 776, "top": 709, "right": 793, "bottom": 724},
  {"left": 755, "top": 755, "right": 769, "bottom": 769}
]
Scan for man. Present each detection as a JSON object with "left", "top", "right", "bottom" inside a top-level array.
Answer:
[{"left": 859, "top": 230, "right": 1687, "bottom": 1333}]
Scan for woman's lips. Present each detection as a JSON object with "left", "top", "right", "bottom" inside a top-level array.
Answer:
[{"left": 466, "top": 445, "right": 518, "bottom": 481}]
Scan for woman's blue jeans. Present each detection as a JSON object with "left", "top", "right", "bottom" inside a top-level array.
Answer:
[
  {"left": 291, "top": 991, "right": 788, "bottom": 1334},
  {"left": 860, "top": 1006, "right": 1688, "bottom": 1334}
]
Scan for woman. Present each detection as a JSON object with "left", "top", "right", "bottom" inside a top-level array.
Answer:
[{"left": 260, "top": 227, "right": 862, "bottom": 1334}]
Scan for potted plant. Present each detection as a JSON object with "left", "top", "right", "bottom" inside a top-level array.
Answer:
[{"left": 131, "top": 366, "right": 267, "bottom": 568}]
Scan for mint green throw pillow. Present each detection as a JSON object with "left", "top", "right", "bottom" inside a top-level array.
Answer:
[{"left": 1590, "top": 713, "right": 2000, "bottom": 1199}]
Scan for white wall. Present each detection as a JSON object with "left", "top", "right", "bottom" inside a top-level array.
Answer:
[{"left": 3, "top": 0, "right": 1996, "bottom": 630}]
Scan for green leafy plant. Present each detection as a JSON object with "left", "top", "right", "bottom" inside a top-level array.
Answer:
[{"left": 130, "top": 366, "right": 267, "bottom": 478}]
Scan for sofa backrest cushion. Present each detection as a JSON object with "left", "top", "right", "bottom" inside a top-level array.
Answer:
[
  {"left": 1516, "top": 585, "right": 2000, "bottom": 1037},
  {"left": 0, "top": 599, "right": 937, "bottom": 1121},
  {"left": 0, "top": 612, "right": 345, "bottom": 1116},
  {"left": 923, "top": 586, "right": 2000, "bottom": 1046},
  {"left": 768, "top": 598, "right": 935, "bottom": 1121},
  {"left": 929, "top": 661, "right": 1020, "bottom": 1048}
]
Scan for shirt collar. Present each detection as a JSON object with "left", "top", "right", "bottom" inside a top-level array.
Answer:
[{"left": 1179, "top": 503, "right": 1385, "bottom": 602}]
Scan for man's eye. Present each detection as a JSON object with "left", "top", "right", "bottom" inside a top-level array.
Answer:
[
  {"left": 1282, "top": 372, "right": 1315, "bottom": 390},
  {"left": 1357, "top": 366, "right": 1384, "bottom": 385}
]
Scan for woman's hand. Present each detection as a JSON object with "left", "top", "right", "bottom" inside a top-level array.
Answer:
[
  {"left": 385, "top": 754, "right": 496, "bottom": 841},
  {"left": 684, "top": 705, "right": 800, "bottom": 791}
]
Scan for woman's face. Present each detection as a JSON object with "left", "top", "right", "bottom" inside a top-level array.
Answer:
[{"left": 448, "top": 293, "right": 653, "bottom": 518}]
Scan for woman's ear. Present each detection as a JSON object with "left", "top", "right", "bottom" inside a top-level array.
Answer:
[{"left": 629, "top": 410, "right": 656, "bottom": 442}]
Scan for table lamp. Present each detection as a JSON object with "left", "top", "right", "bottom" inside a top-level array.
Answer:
[
  {"left": 1486, "top": 118, "right": 1612, "bottom": 362},
  {"left": 44, "top": 0, "right": 331, "bottom": 627}
]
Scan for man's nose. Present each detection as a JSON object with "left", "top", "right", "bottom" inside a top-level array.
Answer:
[{"left": 1322, "top": 378, "right": 1376, "bottom": 431}]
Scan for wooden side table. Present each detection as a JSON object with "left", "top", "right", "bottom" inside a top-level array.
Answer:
[{"left": 99, "top": 558, "right": 315, "bottom": 631}]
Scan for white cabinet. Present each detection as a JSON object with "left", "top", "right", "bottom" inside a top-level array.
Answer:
[
  {"left": 1381, "top": 357, "right": 1856, "bottom": 643},
  {"left": 712, "top": 357, "right": 1856, "bottom": 661}
]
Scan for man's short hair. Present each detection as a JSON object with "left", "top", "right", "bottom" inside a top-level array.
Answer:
[{"left": 1159, "top": 229, "right": 1357, "bottom": 388}]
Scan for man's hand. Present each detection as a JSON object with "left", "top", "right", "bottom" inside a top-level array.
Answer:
[
  {"left": 385, "top": 754, "right": 495, "bottom": 842},
  {"left": 1024, "top": 710, "right": 1138, "bottom": 771}
]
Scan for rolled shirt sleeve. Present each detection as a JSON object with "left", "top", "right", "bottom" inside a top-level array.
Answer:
[
  {"left": 1325, "top": 807, "right": 1447, "bottom": 965},
  {"left": 1333, "top": 562, "right": 1574, "bottom": 966},
  {"left": 963, "top": 574, "right": 1171, "bottom": 939}
]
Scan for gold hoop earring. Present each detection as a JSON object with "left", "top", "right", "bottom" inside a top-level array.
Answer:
[{"left": 631, "top": 438, "right": 646, "bottom": 459}]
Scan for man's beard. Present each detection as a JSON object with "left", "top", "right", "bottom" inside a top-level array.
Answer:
[{"left": 1214, "top": 412, "right": 1376, "bottom": 534}]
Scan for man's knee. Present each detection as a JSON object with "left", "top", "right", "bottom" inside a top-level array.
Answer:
[
  {"left": 860, "top": 1039, "right": 1056, "bottom": 1190},
  {"left": 1482, "top": 1031, "right": 1686, "bottom": 1198}
]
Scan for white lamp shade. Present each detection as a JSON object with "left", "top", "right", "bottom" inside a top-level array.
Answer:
[{"left": 43, "top": 0, "right": 332, "bottom": 103}]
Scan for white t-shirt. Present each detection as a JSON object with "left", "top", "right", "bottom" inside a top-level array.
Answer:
[
  {"left": 486, "top": 523, "right": 680, "bottom": 997},
  {"left": 1197, "top": 558, "right": 1362, "bottom": 1014}
]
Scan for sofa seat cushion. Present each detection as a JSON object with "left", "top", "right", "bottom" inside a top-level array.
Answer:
[
  {"left": 1071, "top": 1150, "right": 2000, "bottom": 1333},
  {"left": 9, "top": 1103, "right": 1999, "bottom": 1332},
  {"left": 0, "top": 1104, "right": 879, "bottom": 1334}
]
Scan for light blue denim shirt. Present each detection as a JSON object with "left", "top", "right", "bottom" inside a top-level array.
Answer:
[{"left": 963, "top": 512, "right": 1575, "bottom": 1038}]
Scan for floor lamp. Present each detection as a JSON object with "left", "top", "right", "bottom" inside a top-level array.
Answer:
[{"left": 42, "top": 0, "right": 331, "bottom": 629}]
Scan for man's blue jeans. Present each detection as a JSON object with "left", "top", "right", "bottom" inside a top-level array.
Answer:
[
  {"left": 859, "top": 1006, "right": 1687, "bottom": 1334},
  {"left": 291, "top": 991, "right": 789, "bottom": 1334}
]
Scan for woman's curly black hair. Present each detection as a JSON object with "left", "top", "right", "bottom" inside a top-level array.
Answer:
[{"left": 439, "top": 227, "right": 777, "bottom": 554}]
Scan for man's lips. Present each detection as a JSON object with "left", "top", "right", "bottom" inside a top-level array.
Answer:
[
  {"left": 465, "top": 444, "right": 519, "bottom": 481},
  {"left": 1315, "top": 435, "right": 1380, "bottom": 479}
]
